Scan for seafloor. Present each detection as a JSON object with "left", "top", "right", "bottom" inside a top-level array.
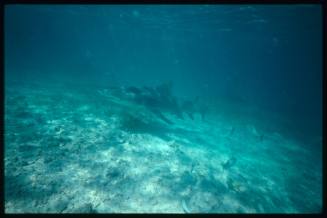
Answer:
[{"left": 4, "top": 82, "right": 322, "bottom": 213}]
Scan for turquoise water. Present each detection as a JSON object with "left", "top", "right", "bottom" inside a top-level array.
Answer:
[{"left": 4, "top": 5, "right": 322, "bottom": 213}]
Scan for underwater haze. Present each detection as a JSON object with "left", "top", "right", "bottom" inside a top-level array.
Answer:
[{"left": 4, "top": 4, "right": 323, "bottom": 213}]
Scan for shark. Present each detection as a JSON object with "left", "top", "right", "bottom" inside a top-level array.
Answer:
[
  {"left": 123, "top": 83, "right": 184, "bottom": 124},
  {"left": 101, "top": 82, "right": 207, "bottom": 125}
]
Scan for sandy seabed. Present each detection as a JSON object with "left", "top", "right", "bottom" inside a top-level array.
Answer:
[{"left": 4, "top": 83, "right": 322, "bottom": 213}]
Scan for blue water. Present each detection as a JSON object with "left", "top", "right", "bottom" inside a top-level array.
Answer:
[{"left": 4, "top": 4, "right": 322, "bottom": 213}]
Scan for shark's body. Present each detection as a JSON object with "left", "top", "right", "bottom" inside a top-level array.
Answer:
[
  {"left": 102, "top": 83, "right": 207, "bottom": 124},
  {"left": 124, "top": 84, "right": 184, "bottom": 124}
]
